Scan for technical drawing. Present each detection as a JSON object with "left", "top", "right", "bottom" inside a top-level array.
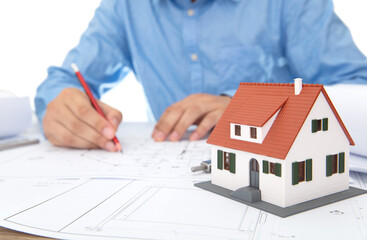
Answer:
[
  {"left": 0, "top": 122, "right": 367, "bottom": 239},
  {"left": 1, "top": 177, "right": 367, "bottom": 240},
  {"left": 0, "top": 137, "right": 211, "bottom": 180}
]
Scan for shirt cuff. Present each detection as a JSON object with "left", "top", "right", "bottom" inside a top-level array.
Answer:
[{"left": 220, "top": 89, "right": 237, "bottom": 98}]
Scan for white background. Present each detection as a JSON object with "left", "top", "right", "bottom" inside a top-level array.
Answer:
[{"left": 0, "top": 0, "right": 366, "bottom": 122}]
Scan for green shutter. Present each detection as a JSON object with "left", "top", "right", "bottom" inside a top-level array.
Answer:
[
  {"left": 326, "top": 155, "right": 332, "bottom": 176},
  {"left": 217, "top": 150, "right": 223, "bottom": 170},
  {"left": 306, "top": 159, "right": 312, "bottom": 181},
  {"left": 322, "top": 118, "right": 329, "bottom": 131},
  {"left": 263, "top": 160, "right": 269, "bottom": 174},
  {"left": 339, "top": 152, "right": 345, "bottom": 173},
  {"left": 312, "top": 120, "right": 318, "bottom": 133},
  {"left": 229, "top": 153, "right": 236, "bottom": 173},
  {"left": 292, "top": 162, "right": 299, "bottom": 185},
  {"left": 275, "top": 163, "right": 281, "bottom": 177}
]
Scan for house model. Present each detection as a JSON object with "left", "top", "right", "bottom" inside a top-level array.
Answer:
[{"left": 203, "top": 79, "right": 358, "bottom": 210}]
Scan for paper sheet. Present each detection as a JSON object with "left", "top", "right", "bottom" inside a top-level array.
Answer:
[
  {"left": 0, "top": 122, "right": 367, "bottom": 239},
  {"left": 0, "top": 178, "right": 83, "bottom": 212},
  {"left": 1, "top": 177, "right": 367, "bottom": 240},
  {"left": 0, "top": 94, "right": 32, "bottom": 138},
  {"left": 350, "top": 153, "right": 367, "bottom": 173},
  {"left": 0, "top": 123, "right": 210, "bottom": 180},
  {"left": 325, "top": 84, "right": 367, "bottom": 157}
]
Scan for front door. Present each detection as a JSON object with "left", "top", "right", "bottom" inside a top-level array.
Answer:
[{"left": 250, "top": 159, "right": 259, "bottom": 188}]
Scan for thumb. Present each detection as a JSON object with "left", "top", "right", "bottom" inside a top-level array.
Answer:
[{"left": 97, "top": 100, "right": 123, "bottom": 131}]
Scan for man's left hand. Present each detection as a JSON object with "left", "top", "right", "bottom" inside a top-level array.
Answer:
[{"left": 152, "top": 93, "right": 231, "bottom": 142}]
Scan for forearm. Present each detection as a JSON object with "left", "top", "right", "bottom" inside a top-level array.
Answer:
[
  {"left": 35, "top": 0, "right": 132, "bottom": 124},
  {"left": 35, "top": 68, "right": 83, "bottom": 123}
]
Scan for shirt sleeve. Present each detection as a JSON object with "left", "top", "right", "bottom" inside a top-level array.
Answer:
[
  {"left": 282, "top": 0, "right": 367, "bottom": 85},
  {"left": 35, "top": 0, "right": 132, "bottom": 123}
]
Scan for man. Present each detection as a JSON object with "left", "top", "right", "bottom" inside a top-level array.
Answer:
[{"left": 35, "top": 0, "right": 367, "bottom": 152}]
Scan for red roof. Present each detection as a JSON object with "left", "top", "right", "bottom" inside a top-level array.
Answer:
[
  {"left": 231, "top": 95, "right": 288, "bottom": 127},
  {"left": 207, "top": 83, "right": 354, "bottom": 159}
]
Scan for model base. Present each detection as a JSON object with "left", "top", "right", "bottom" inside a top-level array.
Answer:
[{"left": 194, "top": 181, "right": 367, "bottom": 218}]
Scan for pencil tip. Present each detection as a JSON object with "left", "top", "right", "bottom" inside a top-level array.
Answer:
[{"left": 115, "top": 143, "right": 123, "bottom": 153}]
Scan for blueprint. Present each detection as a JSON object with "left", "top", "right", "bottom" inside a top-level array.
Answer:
[
  {"left": 0, "top": 176, "right": 367, "bottom": 240},
  {"left": 350, "top": 153, "right": 367, "bottom": 173},
  {"left": 0, "top": 178, "right": 83, "bottom": 213},
  {"left": 0, "top": 122, "right": 367, "bottom": 240},
  {"left": 0, "top": 123, "right": 210, "bottom": 180}
]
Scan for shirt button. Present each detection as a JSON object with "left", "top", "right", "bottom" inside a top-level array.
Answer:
[
  {"left": 191, "top": 54, "right": 198, "bottom": 61},
  {"left": 187, "top": 9, "right": 194, "bottom": 17}
]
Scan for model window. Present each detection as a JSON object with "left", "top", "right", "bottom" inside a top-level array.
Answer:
[
  {"left": 262, "top": 160, "right": 268, "bottom": 173},
  {"left": 292, "top": 159, "right": 312, "bottom": 185},
  {"left": 316, "top": 120, "right": 322, "bottom": 131},
  {"left": 250, "top": 127, "right": 257, "bottom": 139},
  {"left": 312, "top": 118, "right": 328, "bottom": 133},
  {"left": 326, "top": 152, "right": 345, "bottom": 176},
  {"left": 263, "top": 161, "right": 281, "bottom": 177},
  {"left": 224, "top": 152, "right": 230, "bottom": 170},
  {"left": 322, "top": 118, "right": 328, "bottom": 131},
  {"left": 270, "top": 162, "right": 275, "bottom": 174},
  {"left": 217, "top": 150, "right": 236, "bottom": 174},
  {"left": 235, "top": 125, "right": 241, "bottom": 136},
  {"left": 298, "top": 161, "right": 305, "bottom": 182},
  {"left": 332, "top": 154, "right": 338, "bottom": 174}
]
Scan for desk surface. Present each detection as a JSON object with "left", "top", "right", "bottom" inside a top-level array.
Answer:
[{"left": 0, "top": 227, "right": 53, "bottom": 240}]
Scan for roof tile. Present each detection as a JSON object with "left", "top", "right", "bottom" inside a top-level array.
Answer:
[{"left": 207, "top": 83, "right": 354, "bottom": 159}]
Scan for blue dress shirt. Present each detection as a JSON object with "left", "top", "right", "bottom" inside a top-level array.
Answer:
[{"left": 35, "top": 0, "right": 367, "bottom": 122}]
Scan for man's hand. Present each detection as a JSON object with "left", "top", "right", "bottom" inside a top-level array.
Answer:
[
  {"left": 43, "top": 88, "right": 123, "bottom": 151},
  {"left": 152, "top": 93, "right": 231, "bottom": 142}
]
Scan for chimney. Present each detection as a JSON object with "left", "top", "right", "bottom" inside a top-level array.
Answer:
[{"left": 294, "top": 78, "right": 302, "bottom": 95}]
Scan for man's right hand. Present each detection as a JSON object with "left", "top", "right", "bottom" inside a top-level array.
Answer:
[{"left": 43, "top": 88, "right": 123, "bottom": 151}]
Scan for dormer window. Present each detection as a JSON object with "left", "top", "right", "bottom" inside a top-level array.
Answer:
[
  {"left": 229, "top": 94, "right": 286, "bottom": 144},
  {"left": 250, "top": 127, "right": 257, "bottom": 139},
  {"left": 312, "top": 118, "right": 328, "bottom": 133},
  {"left": 229, "top": 108, "right": 280, "bottom": 144},
  {"left": 235, "top": 125, "right": 241, "bottom": 136}
]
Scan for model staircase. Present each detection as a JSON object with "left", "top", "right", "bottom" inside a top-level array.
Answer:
[{"left": 231, "top": 186, "right": 261, "bottom": 203}]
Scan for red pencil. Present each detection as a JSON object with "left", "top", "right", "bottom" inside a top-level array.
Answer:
[{"left": 71, "top": 63, "right": 122, "bottom": 152}]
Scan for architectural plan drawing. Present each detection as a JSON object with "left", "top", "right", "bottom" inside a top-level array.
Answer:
[
  {"left": 0, "top": 122, "right": 367, "bottom": 239},
  {"left": 0, "top": 178, "right": 83, "bottom": 212},
  {"left": 1, "top": 177, "right": 367, "bottom": 240},
  {"left": 0, "top": 122, "right": 365, "bottom": 179},
  {"left": 0, "top": 123, "right": 210, "bottom": 180},
  {"left": 350, "top": 153, "right": 367, "bottom": 173},
  {"left": 350, "top": 171, "right": 367, "bottom": 189}
]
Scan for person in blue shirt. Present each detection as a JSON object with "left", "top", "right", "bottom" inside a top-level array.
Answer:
[{"left": 35, "top": 0, "right": 367, "bottom": 152}]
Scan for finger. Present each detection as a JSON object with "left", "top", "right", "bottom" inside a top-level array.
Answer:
[
  {"left": 54, "top": 104, "right": 117, "bottom": 151},
  {"left": 152, "top": 103, "right": 185, "bottom": 141},
  {"left": 62, "top": 89, "right": 116, "bottom": 140},
  {"left": 98, "top": 100, "right": 123, "bottom": 131},
  {"left": 45, "top": 117, "right": 99, "bottom": 149},
  {"left": 189, "top": 110, "right": 222, "bottom": 141},
  {"left": 169, "top": 105, "right": 205, "bottom": 141}
]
